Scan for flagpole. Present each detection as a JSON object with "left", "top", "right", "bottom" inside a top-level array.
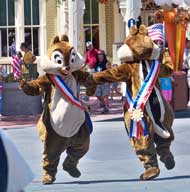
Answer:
[
  {"left": 119, "top": 0, "right": 142, "bottom": 98},
  {"left": 124, "top": 0, "right": 141, "bottom": 35}
]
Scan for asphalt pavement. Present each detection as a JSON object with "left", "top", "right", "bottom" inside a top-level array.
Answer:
[
  {"left": 4, "top": 118, "right": 190, "bottom": 192},
  {"left": 1, "top": 97, "right": 190, "bottom": 192}
]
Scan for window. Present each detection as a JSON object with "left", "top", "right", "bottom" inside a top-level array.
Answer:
[
  {"left": 24, "top": 0, "right": 39, "bottom": 55},
  {"left": 0, "top": 0, "right": 40, "bottom": 57},
  {"left": 83, "top": 0, "right": 99, "bottom": 49},
  {"left": 0, "top": 0, "right": 15, "bottom": 57}
]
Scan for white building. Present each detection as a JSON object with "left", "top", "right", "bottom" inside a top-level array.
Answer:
[{"left": 0, "top": 0, "right": 159, "bottom": 68}]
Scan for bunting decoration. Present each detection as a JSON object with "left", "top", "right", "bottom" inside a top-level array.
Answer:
[{"left": 9, "top": 43, "right": 22, "bottom": 80}]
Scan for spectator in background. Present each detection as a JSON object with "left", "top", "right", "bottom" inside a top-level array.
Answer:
[
  {"left": 94, "top": 50, "right": 111, "bottom": 114},
  {"left": 20, "top": 42, "right": 38, "bottom": 80},
  {"left": 160, "top": 77, "right": 173, "bottom": 105},
  {"left": 0, "top": 65, "right": 7, "bottom": 80},
  {"left": 84, "top": 41, "right": 99, "bottom": 73},
  {"left": 183, "top": 41, "right": 190, "bottom": 107},
  {"left": 110, "top": 64, "right": 122, "bottom": 100}
]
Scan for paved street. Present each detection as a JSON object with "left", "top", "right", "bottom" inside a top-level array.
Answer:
[{"left": 2, "top": 117, "right": 190, "bottom": 192}]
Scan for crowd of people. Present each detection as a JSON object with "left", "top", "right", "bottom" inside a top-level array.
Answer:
[
  {"left": 0, "top": 40, "right": 123, "bottom": 115},
  {"left": 83, "top": 41, "right": 122, "bottom": 114},
  {"left": 0, "top": 41, "right": 38, "bottom": 82},
  {"left": 1, "top": 39, "right": 190, "bottom": 113},
  {"left": 83, "top": 39, "right": 190, "bottom": 113}
]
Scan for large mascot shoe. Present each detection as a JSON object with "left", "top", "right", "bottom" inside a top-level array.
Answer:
[
  {"left": 140, "top": 167, "right": 160, "bottom": 180},
  {"left": 42, "top": 174, "right": 56, "bottom": 185},
  {"left": 160, "top": 152, "right": 175, "bottom": 170},
  {"left": 63, "top": 164, "right": 81, "bottom": 178}
]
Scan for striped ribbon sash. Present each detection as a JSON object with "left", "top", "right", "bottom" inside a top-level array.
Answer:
[
  {"left": 49, "top": 75, "right": 93, "bottom": 133},
  {"left": 125, "top": 60, "right": 161, "bottom": 139}
]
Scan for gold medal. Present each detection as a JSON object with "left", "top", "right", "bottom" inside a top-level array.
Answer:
[{"left": 129, "top": 108, "right": 143, "bottom": 122}]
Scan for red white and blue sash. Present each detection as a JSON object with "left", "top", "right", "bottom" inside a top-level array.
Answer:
[
  {"left": 125, "top": 60, "right": 161, "bottom": 139},
  {"left": 49, "top": 75, "right": 93, "bottom": 133}
]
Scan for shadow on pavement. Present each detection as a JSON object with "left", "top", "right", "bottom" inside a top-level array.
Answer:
[
  {"left": 51, "top": 175, "right": 190, "bottom": 185},
  {"left": 95, "top": 117, "right": 124, "bottom": 122}
]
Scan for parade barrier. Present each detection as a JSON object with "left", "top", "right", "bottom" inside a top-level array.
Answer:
[
  {"left": 2, "top": 82, "right": 42, "bottom": 116},
  {"left": 172, "top": 71, "right": 188, "bottom": 111}
]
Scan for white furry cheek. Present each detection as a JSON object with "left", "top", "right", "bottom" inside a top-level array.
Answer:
[
  {"left": 117, "top": 44, "right": 134, "bottom": 62},
  {"left": 69, "top": 53, "right": 84, "bottom": 72},
  {"left": 40, "top": 58, "right": 62, "bottom": 74}
]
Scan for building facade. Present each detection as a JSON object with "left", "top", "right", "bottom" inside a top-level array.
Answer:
[{"left": 0, "top": 0, "right": 158, "bottom": 67}]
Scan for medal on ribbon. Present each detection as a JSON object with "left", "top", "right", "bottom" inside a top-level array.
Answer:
[{"left": 129, "top": 108, "right": 143, "bottom": 122}]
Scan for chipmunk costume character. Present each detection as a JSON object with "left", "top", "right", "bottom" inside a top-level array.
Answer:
[
  {"left": 20, "top": 35, "right": 95, "bottom": 184},
  {"left": 92, "top": 25, "right": 175, "bottom": 180}
]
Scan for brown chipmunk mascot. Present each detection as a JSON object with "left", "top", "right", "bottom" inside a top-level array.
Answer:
[
  {"left": 20, "top": 35, "right": 96, "bottom": 184},
  {"left": 92, "top": 24, "right": 175, "bottom": 180}
]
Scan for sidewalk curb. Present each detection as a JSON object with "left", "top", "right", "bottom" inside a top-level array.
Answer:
[
  {"left": 175, "top": 109, "right": 190, "bottom": 118},
  {"left": 1, "top": 100, "right": 190, "bottom": 129}
]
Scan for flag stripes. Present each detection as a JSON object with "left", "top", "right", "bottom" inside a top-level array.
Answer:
[
  {"left": 147, "top": 23, "right": 164, "bottom": 43},
  {"left": 11, "top": 54, "right": 22, "bottom": 80}
]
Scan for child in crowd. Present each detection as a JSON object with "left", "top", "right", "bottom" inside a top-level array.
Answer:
[
  {"left": 0, "top": 65, "right": 7, "bottom": 80},
  {"left": 160, "top": 77, "right": 173, "bottom": 104}
]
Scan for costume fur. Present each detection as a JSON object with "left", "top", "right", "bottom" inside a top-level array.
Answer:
[
  {"left": 20, "top": 35, "right": 95, "bottom": 184},
  {"left": 92, "top": 25, "right": 175, "bottom": 180}
]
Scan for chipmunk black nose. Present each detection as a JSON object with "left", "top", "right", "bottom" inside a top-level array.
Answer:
[{"left": 65, "top": 66, "right": 70, "bottom": 71}]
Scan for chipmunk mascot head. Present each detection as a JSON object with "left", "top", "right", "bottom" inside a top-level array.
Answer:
[
  {"left": 92, "top": 24, "right": 175, "bottom": 180},
  {"left": 20, "top": 34, "right": 95, "bottom": 184}
]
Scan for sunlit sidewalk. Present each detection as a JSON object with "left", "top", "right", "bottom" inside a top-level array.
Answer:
[{"left": 0, "top": 96, "right": 124, "bottom": 129}]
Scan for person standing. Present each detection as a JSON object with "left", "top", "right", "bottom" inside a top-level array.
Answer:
[
  {"left": 20, "top": 42, "right": 38, "bottom": 80},
  {"left": 94, "top": 50, "right": 111, "bottom": 114},
  {"left": 183, "top": 42, "right": 190, "bottom": 107},
  {"left": 84, "top": 41, "right": 99, "bottom": 73},
  {"left": 110, "top": 64, "right": 122, "bottom": 100},
  {"left": 160, "top": 77, "right": 173, "bottom": 105}
]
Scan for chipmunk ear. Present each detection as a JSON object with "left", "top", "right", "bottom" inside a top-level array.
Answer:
[
  {"left": 50, "top": 35, "right": 60, "bottom": 46},
  {"left": 129, "top": 25, "right": 138, "bottom": 36},
  {"left": 61, "top": 34, "right": 69, "bottom": 42},
  {"left": 138, "top": 25, "right": 148, "bottom": 36}
]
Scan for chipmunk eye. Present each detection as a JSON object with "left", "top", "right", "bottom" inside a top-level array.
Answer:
[
  {"left": 51, "top": 51, "right": 64, "bottom": 65},
  {"left": 70, "top": 49, "right": 76, "bottom": 64},
  {"left": 55, "top": 57, "right": 63, "bottom": 65}
]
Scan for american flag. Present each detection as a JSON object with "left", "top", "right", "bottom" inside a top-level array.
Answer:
[
  {"left": 10, "top": 44, "right": 22, "bottom": 80},
  {"left": 147, "top": 23, "right": 165, "bottom": 44}
]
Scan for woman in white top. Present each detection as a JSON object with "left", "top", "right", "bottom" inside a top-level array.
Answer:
[{"left": 183, "top": 43, "right": 190, "bottom": 107}]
